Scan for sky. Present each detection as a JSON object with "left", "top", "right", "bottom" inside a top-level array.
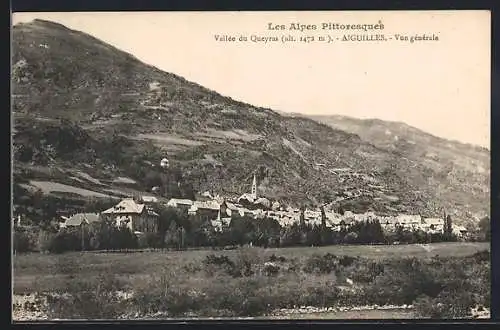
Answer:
[{"left": 12, "top": 11, "right": 491, "bottom": 148}]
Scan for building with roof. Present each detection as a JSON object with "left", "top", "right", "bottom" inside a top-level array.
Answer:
[
  {"left": 343, "top": 211, "right": 354, "bottom": 218},
  {"left": 196, "top": 191, "right": 214, "bottom": 202},
  {"left": 254, "top": 197, "right": 272, "bottom": 210},
  {"left": 327, "top": 217, "right": 345, "bottom": 231},
  {"left": 188, "top": 200, "right": 222, "bottom": 222},
  {"left": 237, "top": 193, "right": 256, "bottom": 206},
  {"left": 61, "top": 213, "right": 101, "bottom": 228},
  {"left": 140, "top": 196, "right": 158, "bottom": 204},
  {"left": 251, "top": 208, "right": 266, "bottom": 219},
  {"left": 167, "top": 198, "right": 194, "bottom": 212},
  {"left": 396, "top": 214, "right": 423, "bottom": 229},
  {"left": 221, "top": 201, "right": 240, "bottom": 217},
  {"left": 210, "top": 217, "right": 232, "bottom": 232},
  {"left": 422, "top": 218, "right": 445, "bottom": 233},
  {"left": 102, "top": 198, "right": 159, "bottom": 233},
  {"left": 233, "top": 207, "right": 254, "bottom": 218},
  {"left": 379, "top": 216, "right": 399, "bottom": 230},
  {"left": 323, "top": 211, "right": 342, "bottom": 228},
  {"left": 452, "top": 224, "right": 468, "bottom": 237},
  {"left": 271, "top": 201, "right": 281, "bottom": 211},
  {"left": 303, "top": 209, "right": 322, "bottom": 225}
]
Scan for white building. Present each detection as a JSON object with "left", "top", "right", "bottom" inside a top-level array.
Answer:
[
  {"left": 140, "top": 196, "right": 158, "bottom": 204},
  {"left": 423, "top": 218, "right": 445, "bottom": 233},
  {"left": 452, "top": 224, "right": 468, "bottom": 237},
  {"left": 101, "top": 198, "right": 159, "bottom": 233},
  {"left": 396, "top": 214, "right": 422, "bottom": 229},
  {"left": 166, "top": 198, "right": 194, "bottom": 212}
]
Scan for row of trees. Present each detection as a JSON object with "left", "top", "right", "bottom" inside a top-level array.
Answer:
[
  {"left": 14, "top": 205, "right": 470, "bottom": 254},
  {"left": 14, "top": 220, "right": 138, "bottom": 253},
  {"left": 478, "top": 216, "right": 491, "bottom": 241}
]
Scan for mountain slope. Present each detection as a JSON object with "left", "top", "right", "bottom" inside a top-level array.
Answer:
[
  {"left": 305, "top": 114, "right": 489, "bottom": 185},
  {"left": 300, "top": 113, "right": 490, "bottom": 215},
  {"left": 11, "top": 19, "right": 490, "bottom": 224}
]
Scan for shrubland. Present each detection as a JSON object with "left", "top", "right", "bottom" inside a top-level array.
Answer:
[{"left": 24, "top": 249, "right": 489, "bottom": 319}]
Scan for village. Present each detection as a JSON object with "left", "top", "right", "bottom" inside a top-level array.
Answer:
[{"left": 50, "top": 173, "right": 469, "bottom": 240}]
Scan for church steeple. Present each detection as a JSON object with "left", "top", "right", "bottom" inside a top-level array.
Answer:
[{"left": 251, "top": 173, "right": 257, "bottom": 199}]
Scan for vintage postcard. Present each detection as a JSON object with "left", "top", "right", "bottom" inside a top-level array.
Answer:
[{"left": 11, "top": 10, "right": 490, "bottom": 321}]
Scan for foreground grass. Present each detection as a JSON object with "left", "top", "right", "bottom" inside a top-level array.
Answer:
[
  {"left": 14, "top": 242, "right": 489, "bottom": 285},
  {"left": 13, "top": 242, "right": 489, "bottom": 294},
  {"left": 12, "top": 242, "right": 490, "bottom": 319}
]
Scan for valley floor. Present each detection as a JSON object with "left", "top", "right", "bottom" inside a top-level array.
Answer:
[{"left": 12, "top": 242, "right": 490, "bottom": 320}]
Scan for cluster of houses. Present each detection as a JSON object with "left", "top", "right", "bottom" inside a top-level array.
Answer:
[{"left": 54, "top": 174, "right": 469, "bottom": 238}]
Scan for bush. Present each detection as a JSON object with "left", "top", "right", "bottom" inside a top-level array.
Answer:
[
  {"left": 303, "top": 253, "right": 339, "bottom": 274},
  {"left": 88, "top": 221, "right": 138, "bottom": 251},
  {"left": 472, "top": 250, "right": 490, "bottom": 263},
  {"left": 135, "top": 282, "right": 204, "bottom": 317},
  {"left": 13, "top": 228, "right": 37, "bottom": 252},
  {"left": 339, "top": 255, "right": 357, "bottom": 267},
  {"left": 137, "top": 232, "right": 164, "bottom": 249},
  {"left": 44, "top": 273, "right": 125, "bottom": 319},
  {"left": 239, "top": 295, "right": 270, "bottom": 316},
  {"left": 131, "top": 272, "right": 171, "bottom": 315},
  {"left": 413, "top": 295, "right": 436, "bottom": 318},
  {"left": 414, "top": 290, "right": 475, "bottom": 319},
  {"left": 204, "top": 254, "right": 234, "bottom": 268},
  {"left": 268, "top": 254, "right": 287, "bottom": 263},
  {"left": 362, "top": 258, "right": 444, "bottom": 306},
  {"left": 232, "top": 248, "right": 259, "bottom": 277},
  {"left": 202, "top": 250, "right": 261, "bottom": 278},
  {"left": 207, "top": 277, "right": 271, "bottom": 317},
  {"left": 37, "top": 230, "right": 56, "bottom": 253},
  {"left": 478, "top": 217, "right": 490, "bottom": 242},
  {"left": 183, "top": 261, "right": 202, "bottom": 274},
  {"left": 203, "top": 254, "right": 237, "bottom": 277},
  {"left": 134, "top": 268, "right": 229, "bottom": 317},
  {"left": 463, "top": 254, "right": 490, "bottom": 308},
  {"left": 346, "top": 260, "right": 385, "bottom": 284},
  {"left": 301, "top": 284, "right": 340, "bottom": 307},
  {"left": 263, "top": 262, "right": 280, "bottom": 276},
  {"left": 132, "top": 273, "right": 272, "bottom": 318}
]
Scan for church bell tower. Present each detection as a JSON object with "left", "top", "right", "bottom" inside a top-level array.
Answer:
[{"left": 251, "top": 173, "right": 257, "bottom": 199}]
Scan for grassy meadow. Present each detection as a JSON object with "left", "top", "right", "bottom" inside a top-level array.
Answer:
[{"left": 12, "top": 242, "right": 490, "bottom": 319}]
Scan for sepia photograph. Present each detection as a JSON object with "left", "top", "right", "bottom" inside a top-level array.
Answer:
[{"left": 11, "top": 10, "right": 491, "bottom": 321}]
